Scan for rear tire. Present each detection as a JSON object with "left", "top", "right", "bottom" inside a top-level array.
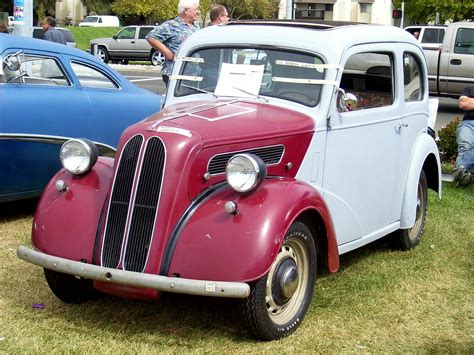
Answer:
[
  {"left": 44, "top": 269, "right": 98, "bottom": 303},
  {"left": 151, "top": 50, "right": 164, "bottom": 66},
  {"left": 96, "top": 46, "right": 109, "bottom": 63},
  {"left": 392, "top": 170, "right": 428, "bottom": 250},
  {"left": 238, "top": 221, "right": 317, "bottom": 340}
]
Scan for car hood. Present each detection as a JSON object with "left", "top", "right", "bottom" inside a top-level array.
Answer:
[{"left": 139, "top": 99, "right": 315, "bottom": 148}]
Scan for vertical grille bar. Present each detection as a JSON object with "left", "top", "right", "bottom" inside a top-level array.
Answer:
[
  {"left": 124, "top": 137, "right": 165, "bottom": 272},
  {"left": 102, "top": 135, "right": 143, "bottom": 268}
]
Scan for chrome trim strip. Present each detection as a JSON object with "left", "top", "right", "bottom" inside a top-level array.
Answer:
[
  {"left": 0, "top": 133, "right": 116, "bottom": 157},
  {"left": 17, "top": 246, "right": 250, "bottom": 298}
]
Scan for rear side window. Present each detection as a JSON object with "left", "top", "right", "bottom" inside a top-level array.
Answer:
[
  {"left": 139, "top": 27, "right": 154, "bottom": 39},
  {"left": 454, "top": 28, "right": 474, "bottom": 54},
  {"left": 32, "top": 28, "right": 44, "bottom": 39},
  {"left": 403, "top": 52, "right": 423, "bottom": 102},
  {"left": 71, "top": 62, "right": 119, "bottom": 89},
  {"left": 339, "top": 52, "right": 394, "bottom": 111},
  {"left": 421, "top": 28, "right": 445, "bottom": 44}
]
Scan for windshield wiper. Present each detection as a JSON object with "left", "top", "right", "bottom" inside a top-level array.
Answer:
[
  {"left": 181, "top": 83, "right": 218, "bottom": 98},
  {"left": 231, "top": 87, "right": 269, "bottom": 103}
]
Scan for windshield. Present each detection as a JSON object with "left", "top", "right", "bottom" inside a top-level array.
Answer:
[
  {"left": 175, "top": 47, "right": 326, "bottom": 107},
  {"left": 83, "top": 16, "right": 98, "bottom": 23}
]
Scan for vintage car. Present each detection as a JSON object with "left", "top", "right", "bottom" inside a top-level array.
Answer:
[
  {"left": 18, "top": 21, "right": 442, "bottom": 340},
  {"left": 0, "top": 34, "right": 162, "bottom": 202}
]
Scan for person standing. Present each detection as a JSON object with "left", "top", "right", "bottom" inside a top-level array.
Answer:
[
  {"left": 146, "top": 0, "right": 200, "bottom": 87},
  {"left": 453, "top": 85, "right": 474, "bottom": 186},
  {"left": 208, "top": 5, "right": 230, "bottom": 26},
  {"left": 42, "top": 17, "right": 67, "bottom": 45}
]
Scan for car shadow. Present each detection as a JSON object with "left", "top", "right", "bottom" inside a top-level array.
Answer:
[{"left": 0, "top": 198, "right": 38, "bottom": 222}]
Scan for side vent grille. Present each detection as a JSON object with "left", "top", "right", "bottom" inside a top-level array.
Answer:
[
  {"left": 102, "top": 135, "right": 143, "bottom": 268},
  {"left": 124, "top": 137, "right": 165, "bottom": 272},
  {"left": 208, "top": 145, "right": 284, "bottom": 175}
]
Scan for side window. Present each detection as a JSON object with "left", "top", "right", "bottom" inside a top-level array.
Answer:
[
  {"left": 2, "top": 54, "right": 70, "bottom": 86},
  {"left": 339, "top": 52, "right": 394, "bottom": 112},
  {"left": 117, "top": 27, "right": 136, "bottom": 40},
  {"left": 403, "top": 52, "right": 423, "bottom": 102},
  {"left": 454, "top": 28, "right": 474, "bottom": 55},
  {"left": 422, "top": 28, "right": 445, "bottom": 44},
  {"left": 139, "top": 27, "right": 153, "bottom": 39},
  {"left": 70, "top": 62, "right": 119, "bottom": 89}
]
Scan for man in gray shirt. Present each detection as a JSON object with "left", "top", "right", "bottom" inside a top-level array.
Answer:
[{"left": 42, "top": 17, "right": 66, "bottom": 45}]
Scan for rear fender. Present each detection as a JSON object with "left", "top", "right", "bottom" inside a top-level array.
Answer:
[
  {"left": 166, "top": 178, "right": 339, "bottom": 282},
  {"left": 32, "top": 157, "right": 114, "bottom": 262},
  {"left": 400, "top": 134, "right": 441, "bottom": 228}
]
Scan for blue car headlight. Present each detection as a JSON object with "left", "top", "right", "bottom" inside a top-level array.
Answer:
[
  {"left": 225, "top": 154, "right": 267, "bottom": 193},
  {"left": 60, "top": 139, "right": 98, "bottom": 175}
]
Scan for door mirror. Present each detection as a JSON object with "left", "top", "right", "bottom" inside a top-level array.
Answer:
[{"left": 337, "top": 88, "right": 358, "bottom": 112}]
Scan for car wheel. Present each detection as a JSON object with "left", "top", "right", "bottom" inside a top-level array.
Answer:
[
  {"left": 151, "top": 50, "right": 164, "bottom": 66},
  {"left": 238, "top": 221, "right": 317, "bottom": 340},
  {"left": 96, "top": 46, "right": 109, "bottom": 63},
  {"left": 44, "top": 269, "right": 99, "bottom": 303},
  {"left": 392, "top": 170, "right": 428, "bottom": 250}
]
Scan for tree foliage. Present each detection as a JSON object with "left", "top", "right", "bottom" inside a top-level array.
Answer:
[
  {"left": 113, "top": 0, "right": 178, "bottom": 23},
  {"left": 82, "top": 0, "right": 113, "bottom": 16},
  {"left": 394, "top": 0, "right": 474, "bottom": 24},
  {"left": 220, "top": 0, "right": 279, "bottom": 19}
]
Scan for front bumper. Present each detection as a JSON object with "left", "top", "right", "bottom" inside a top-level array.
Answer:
[{"left": 17, "top": 246, "right": 250, "bottom": 298}]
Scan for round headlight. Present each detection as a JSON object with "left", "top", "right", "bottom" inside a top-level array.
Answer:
[
  {"left": 226, "top": 154, "right": 267, "bottom": 193},
  {"left": 60, "top": 139, "right": 98, "bottom": 175}
]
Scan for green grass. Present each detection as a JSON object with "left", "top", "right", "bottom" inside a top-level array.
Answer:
[
  {"left": 68, "top": 27, "right": 121, "bottom": 51},
  {"left": 0, "top": 183, "right": 473, "bottom": 352}
]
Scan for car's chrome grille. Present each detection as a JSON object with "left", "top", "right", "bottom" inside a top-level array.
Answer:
[
  {"left": 124, "top": 137, "right": 165, "bottom": 272},
  {"left": 208, "top": 145, "right": 285, "bottom": 175},
  {"left": 102, "top": 135, "right": 143, "bottom": 268}
]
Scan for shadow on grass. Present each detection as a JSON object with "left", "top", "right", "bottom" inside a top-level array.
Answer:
[{"left": 0, "top": 198, "right": 38, "bottom": 222}]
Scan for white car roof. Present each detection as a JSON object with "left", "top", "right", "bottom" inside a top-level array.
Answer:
[{"left": 179, "top": 21, "right": 420, "bottom": 61}]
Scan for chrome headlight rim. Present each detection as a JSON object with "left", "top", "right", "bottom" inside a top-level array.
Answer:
[
  {"left": 60, "top": 138, "right": 98, "bottom": 175},
  {"left": 225, "top": 153, "right": 267, "bottom": 193}
]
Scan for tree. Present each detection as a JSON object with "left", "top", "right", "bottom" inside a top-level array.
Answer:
[
  {"left": 393, "top": 0, "right": 474, "bottom": 24},
  {"left": 82, "top": 0, "right": 114, "bottom": 16},
  {"left": 220, "top": 0, "right": 279, "bottom": 20},
  {"left": 113, "top": 0, "right": 178, "bottom": 23},
  {"left": 199, "top": 0, "right": 215, "bottom": 26}
]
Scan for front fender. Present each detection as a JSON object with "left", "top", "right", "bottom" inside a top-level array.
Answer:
[
  {"left": 400, "top": 134, "right": 441, "bottom": 228},
  {"left": 167, "top": 178, "right": 338, "bottom": 283},
  {"left": 32, "top": 157, "right": 114, "bottom": 262}
]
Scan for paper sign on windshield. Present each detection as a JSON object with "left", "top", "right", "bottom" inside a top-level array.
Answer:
[{"left": 214, "top": 63, "right": 264, "bottom": 98}]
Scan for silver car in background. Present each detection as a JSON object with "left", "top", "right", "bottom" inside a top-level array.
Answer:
[{"left": 90, "top": 25, "right": 164, "bottom": 66}]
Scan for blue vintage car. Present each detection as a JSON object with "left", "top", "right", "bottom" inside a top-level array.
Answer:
[{"left": 0, "top": 34, "right": 162, "bottom": 202}]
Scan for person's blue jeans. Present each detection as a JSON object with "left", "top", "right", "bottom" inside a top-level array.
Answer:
[{"left": 456, "top": 119, "right": 474, "bottom": 171}]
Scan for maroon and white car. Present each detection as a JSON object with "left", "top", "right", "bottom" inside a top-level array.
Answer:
[{"left": 18, "top": 21, "right": 442, "bottom": 340}]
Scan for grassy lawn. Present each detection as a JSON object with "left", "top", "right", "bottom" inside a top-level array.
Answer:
[
  {"left": 68, "top": 27, "right": 121, "bottom": 51},
  {"left": 0, "top": 182, "right": 472, "bottom": 352}
]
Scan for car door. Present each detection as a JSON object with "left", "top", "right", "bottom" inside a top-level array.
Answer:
[
  {"left": 322, "top": 45, "right": 402, "bottom": 253},
  {"left": 135, "top": 26, "right": 155, "bottom": 60},
  {"left": 107, "top": 26, "right": 137, "bottom": 59},
  {"left": 0, "top": 51, "right": 92, "bottom": 198},
  {"left": 443, "top": 25, "right": 474, "bottom": 95}
]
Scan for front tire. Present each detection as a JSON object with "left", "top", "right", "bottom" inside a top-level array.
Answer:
[
  {"left": 392, "top": 170, "right": 428, "bottom": 250},
  {"left": 238, "top": 221, "right": 317, "bottom": 340},
  {"left": 44, "top": 269, "right": 98, "bottom": 303},
  {"left": 96, "top": 46, "right": 109, "bottom": 63}
]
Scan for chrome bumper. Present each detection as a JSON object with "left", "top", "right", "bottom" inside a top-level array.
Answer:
[{"left": 17, "top": 246, "right": 250, "bottom": 299}]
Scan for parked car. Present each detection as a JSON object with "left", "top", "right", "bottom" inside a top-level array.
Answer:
[
  {"left": 32, "top": 26, "right": 77, "bottom": 47},
  {"left": 90, "top": 25, "right": 164, "bottom": 66},
  {"left": 0, "top": 34, "right": 162, "bottom": 202},
  {"left": 78, "top": 15, "right": 120, "bottom": 27},
  {"left": 421, "top": 22, "right": 474, "bottom": 98},
  {"left": 18, "top": 21, "right": 441, "bottom": 340}
]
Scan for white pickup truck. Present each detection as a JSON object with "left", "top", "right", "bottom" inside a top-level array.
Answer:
[{"left": 409, "top": 22, "right": 474, "bottom": 98}]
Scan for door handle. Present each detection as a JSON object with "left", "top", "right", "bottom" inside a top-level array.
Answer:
[
  {"left": 131, "top": 41, "right": 135, "bottom": 44},
  {"left": 395, "top": 122, "right": 408, "bottom": 133},
  {"left": 450, "top": 59, "right": 462, "bottom": 65}
]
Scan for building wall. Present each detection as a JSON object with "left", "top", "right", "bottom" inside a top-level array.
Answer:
[
  {"left": 279, "top": 0, "right": 394, "bottom": 25},
  {"left": 55, "top": 0, "right": 86, "bottom": 25}
]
